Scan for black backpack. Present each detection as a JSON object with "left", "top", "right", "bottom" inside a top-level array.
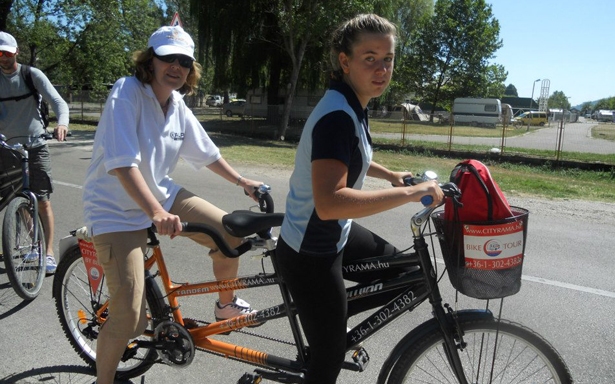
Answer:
[{"left": 0, "top": 65, "right": 50, "bottom": 128}]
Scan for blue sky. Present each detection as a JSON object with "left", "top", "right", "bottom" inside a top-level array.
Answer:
[{"left": 488, "top": 0, "right": 613, "bottom": 107}]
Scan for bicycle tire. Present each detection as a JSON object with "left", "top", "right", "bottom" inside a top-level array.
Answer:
[
  {"left": 53, "top": 244, "right": 166, "bottom": 380},
  {"left": 2, "top": 196, "right": 46, "bottom": 300},
  {"left": 386, "top": 317, "right": 573, "bottom": 384}
]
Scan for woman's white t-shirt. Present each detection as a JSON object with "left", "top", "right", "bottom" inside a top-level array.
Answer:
[{"left": 83, "top": 76, "right": 221, "bottom": 236}]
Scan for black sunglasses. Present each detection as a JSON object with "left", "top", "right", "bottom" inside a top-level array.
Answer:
[{"left": 153, "top": 53, "right": 193, "bottom": 69}]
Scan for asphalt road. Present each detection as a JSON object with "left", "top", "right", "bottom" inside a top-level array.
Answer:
[{"left": 0, "top": 133, "right": 614, "bottom": 383}]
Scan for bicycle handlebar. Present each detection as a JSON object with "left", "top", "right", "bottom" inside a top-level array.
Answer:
[
  {"left": 401, "top": 172, "right": 461, "bottom": 207},
  {"left": 152, "top": 184, "right": 275, "bottom": 258},
  {"left": 180, "top": 222, "right": 253, "bottom": 258},
  {"left": 0, "top": 133, "right": 51, "bottom": 154}
]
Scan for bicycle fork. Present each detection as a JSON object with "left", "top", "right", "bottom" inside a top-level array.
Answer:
[
  {"left": 434, "top": 303, "right": 470, "bottom": 384},
  {"left": 22, "top": 189, "right": 41, "bottom": 257},
  {"left": 415, "top": 236, "right": 470, "bottom": 384}
]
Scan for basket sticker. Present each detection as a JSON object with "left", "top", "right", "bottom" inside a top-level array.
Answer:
[
  {"left": 462, "top": 220, "right": 524, "bottom": 270},
  {"left": 78, "top": 239, "right": 104, "bottom": 294}
]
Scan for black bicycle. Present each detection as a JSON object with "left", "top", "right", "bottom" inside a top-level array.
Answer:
[
  {"left": 0, "top": 133, "right": 49, "bottom": 300},
  {"left": 53, "top": 177, "right": 573, "bottom": 383}
]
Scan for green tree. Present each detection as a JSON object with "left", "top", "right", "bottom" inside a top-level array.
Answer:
[
  {"left": 579, "top": 101, "right": 593, "bottom": 116},
  {"left": 188, "top": 0, "right": 445, "bottom": 137},
  {"left": 406, "top": 0, "right": 503, "bottom": 119},
  {"left": 504, "top": 83, "right": 518, "bottom": 97},
  {"left": 189, "top": 0, "right": 381, "bottom": 139},
  {"left": 593, "top": 97, "right": 615, "bottom": 110},
  {"left": 7, "top": 0, "right": 165, "bottom": 99},
  {"left": 548, "top": 90, "right": 570, "bottom": 110},
  {"left": 275, "top": 0, "right": 383, "bottom": 139},
  {"left": 0, "top": 0, "right": 15, "bottom": 30},
  {"left": 188, "top": 0, "right": 285, "bottom": 102},
  {"left": 385, "top": 0, "right": 434, "bottom": 108},
  {"left": 481, "top": 63, "right": 507, "bottom": 98}
]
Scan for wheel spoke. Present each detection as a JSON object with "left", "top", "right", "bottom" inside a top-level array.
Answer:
[
  {"left": 2, "top": 198, "right": 45, "bottom": 300},
  {"left": 389, "top": 319, "right": 571, "bottom": 383}
]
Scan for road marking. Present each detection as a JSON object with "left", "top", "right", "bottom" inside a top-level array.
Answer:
[
  {"left": 54, "top": 180, "right": 83, "bottom": 189},
  {"left": 55, "top": 180, "right": 615, "bottom": 300},
  {"left": 434, "top": 258, "right": 615, "bottom": 299},
  {"left": 522, "top": 275, "right": 615, "bottom": 298}
]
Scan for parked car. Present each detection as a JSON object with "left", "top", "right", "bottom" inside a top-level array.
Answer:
[
  {"left": 222, "top": 99, "right": 246, "bottom": 117},
  {"left": 206, "top": 95, "right": 223, "bottom": 107},
  {"left": 513, "top": 111, "right": 548, "bottom": 126}
]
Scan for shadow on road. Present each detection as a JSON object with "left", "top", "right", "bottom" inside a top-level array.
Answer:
[
  {"left": 0, "top": 365, "right": 136, "bottom": 384},
  {"left": 0, "top": 279, "right": 36, "bottom": 320}
]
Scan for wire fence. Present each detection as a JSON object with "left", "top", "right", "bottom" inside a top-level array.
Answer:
[
  {"left": 65, "top": 97, "right": 615, "bottom": 169},
  {"left": 368, "top": 112, "right": 615, "bottom": 169}
]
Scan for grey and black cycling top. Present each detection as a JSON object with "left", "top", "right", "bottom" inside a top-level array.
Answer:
[{"left": 280, "top": 80, "right": 373, "bottom": 257}]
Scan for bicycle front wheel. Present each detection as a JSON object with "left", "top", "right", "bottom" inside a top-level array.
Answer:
[
  {"left": 2, "top": 196, "right": 46, "bottom": 300},
  {"left": 53, "top": 244, "right": 165, "bottom": 380},
  {"left": 387, "top": 318, "right": 572, "bottom": 384}
]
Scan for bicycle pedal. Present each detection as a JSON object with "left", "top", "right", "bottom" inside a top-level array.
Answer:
[
  {"left": 122, "top": 341, "right": 139, "bottom": 361},
  {"left": 253, "top": 368, "right": 304, "bottom": 383},
  {"left": 342, "top": 347, "right": 369, "bottom": 372},
  {"left": 237, "top": 372, "right": 262, "bottom": 384}
]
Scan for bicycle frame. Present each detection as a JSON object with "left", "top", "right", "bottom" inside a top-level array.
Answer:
[
  {"left": 57, "top": 181, "right": 573, "bottom": 384},
  {"left": 77, "top": 203, "right": 476, "bottom": 380},
  {"left": 0, "top": 142, "right": 42, "bottom": 256}
]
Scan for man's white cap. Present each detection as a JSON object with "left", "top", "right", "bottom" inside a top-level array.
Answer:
[
  {"left": 148, "top": 26, "right": 194, "bottom": 60},
  {"left": 0, "top": 31, "right": 18, "bottom": 54}
]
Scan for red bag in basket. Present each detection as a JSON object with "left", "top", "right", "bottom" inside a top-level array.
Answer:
[{"left": 445, "top": 159, "right": 513, "bottom": 222}]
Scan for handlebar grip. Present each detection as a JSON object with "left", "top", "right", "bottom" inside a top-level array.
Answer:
[
  {"left": 420, "top": 195, "right": 433, "bottom": 206},
  {"left": 244, "top": 184, "right": 274, "bottom": 213},
  {"left": 259, "top": 191, "right": 274, "bottom": 213},
  {"left": 403, "top": 176, "right": 418, "bottom": 186},
  {"left": 178, "top": 222, "right": 251, "bottom": 258}
]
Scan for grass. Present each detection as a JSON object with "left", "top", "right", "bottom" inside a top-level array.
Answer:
[
  {"left": 592, "top": 125, "right": 615, "bottom": 141},
  {"left": 369, "top": 119, "right": 527, "bottom": 138},
  {"left": 68, "top": 115, "right": 615, "bottom": 203},
  {"left": 205, "top": 133, "right": 615, "bottom": 203}
]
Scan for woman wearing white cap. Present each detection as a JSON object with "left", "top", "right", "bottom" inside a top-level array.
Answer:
[{"left": 82, "top": 26, "right": 261, "bottom": 384}]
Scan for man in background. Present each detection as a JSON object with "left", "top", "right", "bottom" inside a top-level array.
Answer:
[{"left": 0, "top": 31, "right": 69, "bottom": 274}]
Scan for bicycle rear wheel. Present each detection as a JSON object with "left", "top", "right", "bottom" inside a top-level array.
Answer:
[
  {"left": 2, "top": 196, "right": 46, "bottom": 300},
  {"left": 53, "top": 244, "right": 166, "bottom": 380},
  {"left": 387, "top": 318, "right": 572, "bottom": 384}
]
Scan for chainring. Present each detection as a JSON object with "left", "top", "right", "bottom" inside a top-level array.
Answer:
[{"left": 154, "top": 320, "right": 195, "bottom": 368}]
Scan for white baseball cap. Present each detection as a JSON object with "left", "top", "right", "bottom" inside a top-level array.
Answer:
[
  {"left": 0, "top": 31, "right": 18, "bottom": 54},
  {"left": 148, "top": 26, "right": 195, "bottom": 60}
]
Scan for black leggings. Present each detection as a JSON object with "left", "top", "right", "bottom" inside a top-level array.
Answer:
[{"left": 276, "top": 222, "right": 403, "bottom": 384}]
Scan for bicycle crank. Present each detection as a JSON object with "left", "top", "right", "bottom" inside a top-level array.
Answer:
[{"left": 154, "top": 320, "right": 195, "bottom": 368}]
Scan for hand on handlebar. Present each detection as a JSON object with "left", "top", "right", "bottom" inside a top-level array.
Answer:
[
  {"left": 152, "top": 211, "right": 182, "bottom": 237},
  {"left": 396, "top": 172, "right": 443, "bottom": 207},
  {"left": 416, "top": 180, "right": 444, "bottom": 207},
  {"left": 54, "top": 125, "right": 69, "bottom": 142},
  {"left": 391, "top": 171, "right": 414, "bottom": 187},
  {"left": 240, "top": 178, "right": 265, "bottom": 202}
]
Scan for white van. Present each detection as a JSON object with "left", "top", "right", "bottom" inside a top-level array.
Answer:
[
  {"left": 452, "top": 98, "right": 502, "bottom": 128},
  {"left": 595, "top": 110, "right": 614, "bottom": 122}
]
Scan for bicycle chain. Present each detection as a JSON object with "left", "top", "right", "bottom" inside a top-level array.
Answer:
[
  {"left": 124, "top": 318, "right": 297, "bottom": 368},
  {"left": 184, "top": 317, "right": 296, "bottom": 346}
]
